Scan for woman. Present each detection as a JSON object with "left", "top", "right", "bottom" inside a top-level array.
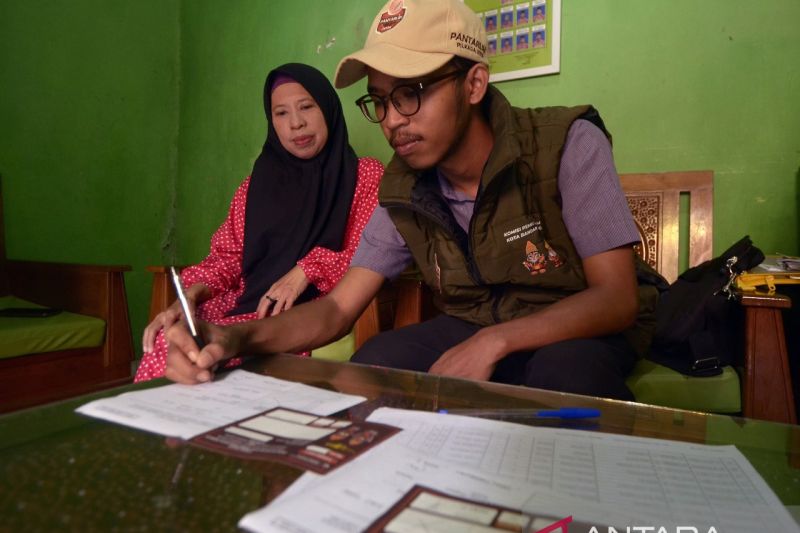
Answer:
[{"left": 135, "top": 63, "right": 383, "bottom": 382}]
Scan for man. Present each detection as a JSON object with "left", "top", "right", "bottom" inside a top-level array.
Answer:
[{"left": 165, "top": 0, "right": 659, "bottom": 401}]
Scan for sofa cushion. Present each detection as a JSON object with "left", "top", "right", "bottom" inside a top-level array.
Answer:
[
  {"left": 0, "top": 296, "right": 106, "bottom": 359},
  {"left": 626, "top": 358, "right": 741, "bottom": 414},
  {"left": 310, "top": 330, "right": 355, "bottom": 362}
]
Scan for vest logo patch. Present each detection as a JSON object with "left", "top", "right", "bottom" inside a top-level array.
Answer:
[
  {"left": 376, "top": 0, "right": 406, "bottom": 33},
  {"left": 504, "top": 219, "right": 542, "bottom": 243},
  {"left": 523, "top": 240, "right": 563, "bottom": 276}
]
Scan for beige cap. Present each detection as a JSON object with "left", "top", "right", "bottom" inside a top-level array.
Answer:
[{"left": 334, "top": 0, "right": 488, "bottom": 88}]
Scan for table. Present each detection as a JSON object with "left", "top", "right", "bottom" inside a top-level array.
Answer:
[{"left": 2, "top": 354, "right": 799, "bottom": 531}]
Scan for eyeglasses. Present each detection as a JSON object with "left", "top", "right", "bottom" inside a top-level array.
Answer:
[{"left": 355, "top": 69, "right": 467, "bottom": 123}]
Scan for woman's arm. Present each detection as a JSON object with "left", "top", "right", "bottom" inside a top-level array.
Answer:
[
  {"left": 180, "top": 178, "right": 251, "bottom": 297},
  {"left": 143, "top": 178, "right": 250, "bottom": 351}
]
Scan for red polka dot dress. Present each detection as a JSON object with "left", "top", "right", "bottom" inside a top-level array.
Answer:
[{"left": 134, "top": 157, "right": 384, "bottom": 382}]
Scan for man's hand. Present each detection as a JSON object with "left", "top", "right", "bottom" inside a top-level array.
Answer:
[
  {"left": 256, "top": 266, "right": 310, "bottom": 318},
  {"left": 163, "top": 267, "right": 385, "bottom": 385},
  {"left": 164, "top": 320, "right": 243, "bottom": 384},
  {"left": 432, "top": 248, "right": 638, "bottom": 382},
  {"left": 428, "top": 328, "right": 507, "bottom": 381}
]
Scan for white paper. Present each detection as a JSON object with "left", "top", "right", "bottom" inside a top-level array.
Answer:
[
  {"left": 241, "top": 408, "right": 799, "bottom": 533},
  {"left": 75, "top": 370, "right": 365, "bottom": 439},
  {"left": 369, "top": 409, "right": 798, "bottom": 532},
  {"left": 240, "top": 441, "right": 606, "bottom": 533}
]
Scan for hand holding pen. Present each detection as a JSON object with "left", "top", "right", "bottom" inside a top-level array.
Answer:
[
  {"left": 170, "top": 266, "right": 206, "bottom": 350},
  {"left": 142, "top": 269, "right": 208, "bottom": 353},
  {"left": 164, "top": 269, "right": 244, "bottom": 384}
]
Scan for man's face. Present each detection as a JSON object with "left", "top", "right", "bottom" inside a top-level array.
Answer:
[{"left": 366, "top": 67, "right": 469, "bottom": 170}]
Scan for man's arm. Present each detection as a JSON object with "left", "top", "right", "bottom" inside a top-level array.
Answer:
[
  {"left": 428, "top": 246, "right": 638, "bottom": 380},
  {"left": 164, "top": 267, "right": 385, "bottom": 384}
]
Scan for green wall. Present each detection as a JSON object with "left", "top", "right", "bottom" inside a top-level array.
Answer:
[
  {"left": 174, "top": 0, "right": 800, "bottom": 261},
  {"left": 1, "top": 0, "right": 798, "bottom": 357},
  {"left": 0, "top": 0, "right": 180, "bottom": 349},
  {"left": 172, "top": 1, "right": 394, "bottom": 257}
]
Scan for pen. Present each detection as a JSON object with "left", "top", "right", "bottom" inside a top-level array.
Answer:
[
  {"left": 438, "top": 407, "right": 601, "bottom": 419},
  {"left": 170, "top": 266, "right": 206, "bottom": 350}
]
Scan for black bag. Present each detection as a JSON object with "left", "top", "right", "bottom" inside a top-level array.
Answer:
[{"left": 649, "top": 235, "right": 765, "bottom": 376}]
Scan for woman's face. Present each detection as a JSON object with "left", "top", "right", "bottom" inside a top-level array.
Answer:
[{"left": 270, "top": 82, "right": 329, "bottom": 159}]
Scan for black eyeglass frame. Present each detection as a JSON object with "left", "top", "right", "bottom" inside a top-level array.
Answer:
[{"left": 355, "top": 69, "right": 468, "bottom": 123}]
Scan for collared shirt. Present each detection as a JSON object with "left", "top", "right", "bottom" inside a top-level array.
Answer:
[{"left": 351, "top": 119, "right": 639, "bottom": 280}]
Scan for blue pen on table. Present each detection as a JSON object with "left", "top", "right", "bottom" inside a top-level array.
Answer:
[
  {"left": 438, "top": 407, "right": 601, "bottom": 419},
  {"left": 170, "top": 266, "right": 206, "bottom": 350}
]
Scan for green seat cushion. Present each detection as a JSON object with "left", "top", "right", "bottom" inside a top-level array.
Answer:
[
  {"left": 310, "top": 330, "right": 355, "bottom": 362},
  {"left": 626, "top": 358, "right": 741, "bottom": 414},
  {"left": 0, "top": 296, "right": 106, "bottom": 359}
]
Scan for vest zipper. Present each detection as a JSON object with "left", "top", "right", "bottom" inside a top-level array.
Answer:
[
  {"left": 465, "top": 190, "right": 487, "bottom": 285},
  {"left": 383, "top": 200, "right": 484, "bottom": 286},
  {"left": 489, "top": 287, "right": 502, "bottom": 324},
  {"left": 467, "top": 167, "right": 514, "bottom": 325},
  {"left": 386, "top": 164, "right": 513, "bottom": 325}
]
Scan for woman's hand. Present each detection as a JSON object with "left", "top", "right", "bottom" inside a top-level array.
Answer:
[
  {"left": 256, "top": 266, "right": 310, "bottom": 318},
  {"left": 142, "top": 283, "right": 210, "bottom": 353}
]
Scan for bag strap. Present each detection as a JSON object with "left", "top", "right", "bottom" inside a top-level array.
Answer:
[{"left": 688, "top": 331, "right": 723, "bottom": 376}]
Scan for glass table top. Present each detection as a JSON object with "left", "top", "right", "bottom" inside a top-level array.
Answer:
[{"left": 2, "top": 354, "right": 799, "bottom": 531}]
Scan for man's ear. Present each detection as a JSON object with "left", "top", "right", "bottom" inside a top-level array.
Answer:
[{"left": 465, "top": 63, "right": 490, "bottom": 105}]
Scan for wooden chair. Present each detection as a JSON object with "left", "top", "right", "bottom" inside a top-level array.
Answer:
[
  {"left": 621, "top": 170, "right": 795, "bottom": 424},
  {"left": 0, "top": 186, "right": 133, "bottom": 413},
  {"left": 353, "top": 272, "right": 436, "bottom": 349},
  {"left": 621, "top": 171, "right": 712, "bottom": 285}
]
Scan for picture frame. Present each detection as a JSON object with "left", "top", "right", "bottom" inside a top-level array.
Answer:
[{"left": 465, "top": 0, "right": 561, "bottom": 83}]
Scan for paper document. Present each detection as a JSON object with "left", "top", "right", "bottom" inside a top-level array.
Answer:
[
  {"left": 191, "top": 407, "right": 400, "bottom": 474},
  {"left": 363, "top": 485, "right": 596, "bottom": 533},
  {"left": 370, "top": 409, "right": 799, "bottom": 532},
  {"left": 240, "top": 408, "right": 799, "bottom": 533},
  {"left": 755, "top": 254, "right": 800, "bottom": 272},
  {"left": 240, "top": 441, "right": 605, "bottom": 533},
  {"left": 76, "top": 370, "right": 366, "bottom": 439}
]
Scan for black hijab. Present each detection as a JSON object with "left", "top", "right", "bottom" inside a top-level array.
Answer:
[{"left": 229, "top": 63, "right": 358, "bottom": 316}]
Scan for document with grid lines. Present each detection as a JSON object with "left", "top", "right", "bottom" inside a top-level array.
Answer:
[{"left": 241, "top": 408, "right": 799, "bottom": 533}]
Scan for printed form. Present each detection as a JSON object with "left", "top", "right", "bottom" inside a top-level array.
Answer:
[
  {"left": 75, "top": 370, "right": 366, "bottom": 439},
  {"left": 241, "top": 441, "right": 613, "bottom": 533},
  {"left": 241, "top": 408, "right": 799, "bottom": 533}
]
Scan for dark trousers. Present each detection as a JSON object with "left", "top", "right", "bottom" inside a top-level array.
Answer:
[{"left": 351, "top": 314, "right": 637, "bottom": 401}]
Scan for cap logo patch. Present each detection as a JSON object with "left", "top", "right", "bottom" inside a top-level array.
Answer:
[
  {"left": 376, "top": 0, "right": 406, "bottom": 33},
  {"left": 450, "top": 32, "right": 487, "bottom": 58}
]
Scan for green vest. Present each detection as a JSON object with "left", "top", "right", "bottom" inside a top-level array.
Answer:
[{"left": 380, "top": 87, "right": 659, "bottom": 356}]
